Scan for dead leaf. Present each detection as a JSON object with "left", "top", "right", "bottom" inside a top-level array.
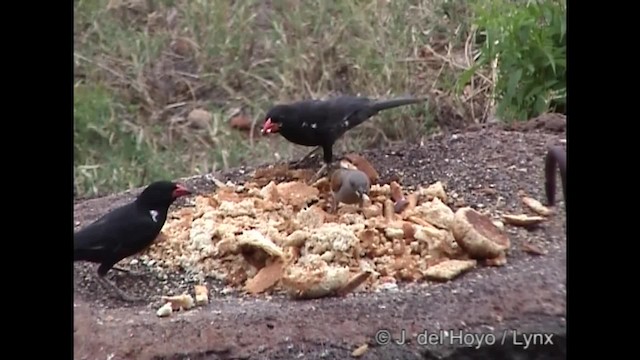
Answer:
[
  {"left": 229, "top": 114, "right": 252, "bottom": 131},
  {"left": 521, "top": 242, "right": 546, "bottom": 255},
  {"left": 245, "top": 260, "right": 285, "bottom": 294},
  {"left": 502, "top": 214, "right": 546, "bottom": 227},
  {"left": 522, "top": 197, "right": 553, "bottom": 216},
  {"left": 352, "top": 343, "right": 369, "bottom": 357},
  {"left": 343, "top": 153, "right": 379, "bottom": 183},
  {"left": 337, "top": 271, "right": 372, "bottom": 296},
  {"left": 390, "top": 181, "right": 405, "bottom": 202}
]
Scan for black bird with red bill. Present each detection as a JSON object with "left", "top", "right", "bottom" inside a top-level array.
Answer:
[
  {"left": 74, "top": 180, "right": 192, "bottom": 302},
  {"left": 261, "top": 95, "right": 427, "bottom": 181}
]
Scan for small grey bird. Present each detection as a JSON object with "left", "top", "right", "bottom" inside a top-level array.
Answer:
[{"left": 329, "top": 168, "right": 371, "bottom": 213}]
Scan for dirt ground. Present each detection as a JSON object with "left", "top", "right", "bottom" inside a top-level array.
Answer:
[{"left": 73, "top": 115, "right": 567, "bottom": 360}]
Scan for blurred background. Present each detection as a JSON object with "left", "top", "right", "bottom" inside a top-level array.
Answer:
[{"left": 73, "top": 0, "right": 566, "bottom": 198}]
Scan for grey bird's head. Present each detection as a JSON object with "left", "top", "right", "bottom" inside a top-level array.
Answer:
[{"left": 351, "top": 176, "right": 370, "bottom": 200}]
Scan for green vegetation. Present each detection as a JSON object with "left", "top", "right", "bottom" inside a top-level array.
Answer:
[{"left": 74, "top": 0, "right": 566, "bottom": 197}]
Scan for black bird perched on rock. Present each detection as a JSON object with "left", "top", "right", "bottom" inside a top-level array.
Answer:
[
  {"left": 74, "top": 180, "right": 192, "bottom": 301},
  {"left": 544, "top": 145, "right": 566, "bottom": 208},
  {"left": 261, "top": 95, "right": 427, "bottom": 181}
]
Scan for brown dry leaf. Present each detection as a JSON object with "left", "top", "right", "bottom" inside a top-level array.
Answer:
[
  {"left": 522, "top": 197, "right": 554, "bottom": 216},
  {"left": 343, "top": 153, "right": 379, "bottom": 183},
  {"left": 352, "top": 343, "right": 369, "bottom": 357},
  {"left": 521, "top": 242, "right": 546, "bottom": 255},
  {"left": 502, "top": 214, "right": 546, "bottom": 227},
  {"left": 424, "top": 259, "right": 477, "bottom": 281},
  {"left": 390, "top": 181, "right": 405, "bottom": 202},
  {"left": 229, "top": 114, "right": 252, "bottom": 131},
  {"left": 245, "top": 260, "right": 285, "bottom": 294},
  {"left": 451, "top": 207, "right": 510, "bottom": 259},
  {"left": 337, "top": 271, "right": 372, "bottom": 296}
]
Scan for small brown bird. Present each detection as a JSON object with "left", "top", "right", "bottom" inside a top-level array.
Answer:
[
  {"left": 544, "top": 144, "right": 566, "bottom": 207},
  {"left": 329, "top": 167, "right": 371, "bottom": 214}
]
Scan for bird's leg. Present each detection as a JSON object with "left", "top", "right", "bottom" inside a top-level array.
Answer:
[
  {"left": 308, "top": 144, "right": 333, "bottom": 184},
  {"left": 111, "top": 265, "right": 145, "bottom": 277},
  {"left": 309, "top": 163, "right": 329, "bottom": 184},
  {"left": 330, "top": 194, "right": 338, "bottom": 214},
  {"left": 291, "top": 146, "right": 321, "bottom": 168},
  {"left": 97, "top": 265, "right": 143, "bottom": 302}
]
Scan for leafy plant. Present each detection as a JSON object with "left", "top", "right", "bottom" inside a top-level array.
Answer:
[{"left": 458, "top": 0, "right": 566, "bottom": 121}]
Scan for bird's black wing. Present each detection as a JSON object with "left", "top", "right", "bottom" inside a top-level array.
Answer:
[
  {"left": 74, "top": 204, "right": 161, "bottom": 261},
  {"left": 315, "top": 96, "right": 374, "bottom": 133}
]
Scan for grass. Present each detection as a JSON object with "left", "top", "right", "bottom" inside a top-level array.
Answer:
[{"left": 74, "top": 0, "right": 566, "bottom": 198}]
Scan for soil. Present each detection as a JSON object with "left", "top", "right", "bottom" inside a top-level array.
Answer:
[{"left": 74, "top": 115, "right": 567, "bottom": 360}]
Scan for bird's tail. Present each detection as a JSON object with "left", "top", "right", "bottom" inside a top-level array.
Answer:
[
  {"left": 544, "top": 145, "right": 566, "bottom": 206},
  {"left": 370, "top": 97, "right": 428, "bottom": 113}
]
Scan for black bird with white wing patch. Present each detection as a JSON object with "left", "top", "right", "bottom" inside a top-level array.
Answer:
[
  {"left": 261, "top": 95, "right": 427, "bottom": 181},
  {"left": 74, "top": 180, "right": 192, "bottom": 301}
]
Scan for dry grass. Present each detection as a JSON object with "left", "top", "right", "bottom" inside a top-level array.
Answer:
[{"left": 74, "top": 0, "right": 495, "bottom": 197}]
